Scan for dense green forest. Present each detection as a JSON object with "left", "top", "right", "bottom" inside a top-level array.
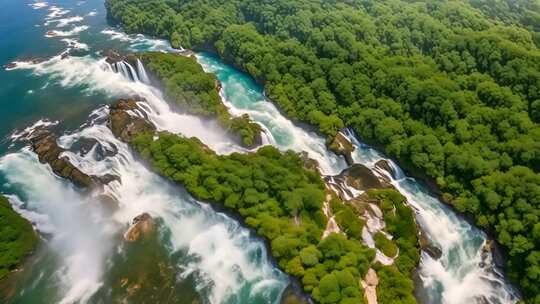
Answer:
[
  {"left": 132, "top": 131, "right": 419, "bottom": 303},
  {"left": 106, "top": 0, "right": 540, "bottom": 300},
  {"left": 0, "top": 195, "right": 37, "bottom": 281},
  {"left": 141, "top": 52, "right": 262, "bottom": 146}
]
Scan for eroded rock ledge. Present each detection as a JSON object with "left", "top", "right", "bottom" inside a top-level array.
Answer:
[{"left": 29, "top": 129, "right": 119, "bottom": 189}]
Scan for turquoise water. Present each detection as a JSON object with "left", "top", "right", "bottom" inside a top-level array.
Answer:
[{"left": 196, "top": 55, "right": 520, "bottom": 303}]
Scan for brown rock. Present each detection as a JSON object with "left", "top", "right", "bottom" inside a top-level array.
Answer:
[
  {"left": 29, "top": 129, "right": 118, "bottom": 190},
  {"left": 340, "top": 164, "right": 389, "bottom": 190},
  {"left": 418, "top": 230, "right": 442, "bottom": 260},
  {"left": 125, "top": 213, "right": 156, "bottom": 242},
  {"left": 108, "top": 99, "right": 156, "bottom": 142},
  {"left": 4, "top": 62, "right": 17, "bottom": 70},
  {"left": 329, "top": 132, "right": 355, "bottom": 165},
  {"left": 104, "top": 49, "right": 124, "bottom": 65},
  {"left": 299, "top": 151, "right": 319, "bottom": 171}
]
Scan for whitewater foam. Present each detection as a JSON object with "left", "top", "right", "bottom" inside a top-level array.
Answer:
[
  {"left": 45, "top": 25, "right": 88, "bottom": 37},
  {"left": 61, "top": 38, "right": 89, "bottom": 50},
  {"left": 46, "top": 6, "right": 69, "bottom": 19},
  {"left": 29, "top": 1, "right": 48, "bottom": 9},
  {"left": 0, "top": 150, "right": 117, "bottom": 304},
  {"left": 101, "top": 29, "right": 174, "bottom": 52},
  {"left": 342, "top": 129, "right": 519, "bottom": 304},
  {"left": 45, "top": 16, "right": 83, "bottom": 27}
]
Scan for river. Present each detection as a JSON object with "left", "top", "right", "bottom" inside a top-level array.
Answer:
[{"left": 0, "top": 0, "right": 519, "bottom": 303}]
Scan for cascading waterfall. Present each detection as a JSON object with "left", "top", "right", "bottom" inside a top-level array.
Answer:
[
  {"left": 136, "top": 58, "right": 151, "bottom": 84},
  {"left": 107, "top": 60, "right": 139, "bottom": 82},
  {"left": 3, "top": 54, "right": 289, "bottom": 303},
  {"left": 195, "top": 52, "right": 520, "bottom": 304},
  {"left": 196, "top": 53, "right": 347, "bottom": 176},
  {"left": 3, "top": 11, "right": 520, "bottom": 300},
  {"left": 341, "top": 128, "right": 519, "bottom": 304}
]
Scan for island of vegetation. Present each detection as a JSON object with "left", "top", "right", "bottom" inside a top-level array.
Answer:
[
  {"left": 0, "top": 195, "right": 37, "bottom": 281},
  {"left": 106, "top": 0, "right": 540, "bottom": 301},
  {"left": 140, "top": 52, "right": 262, "bottom": 147},
  {"left": 130, "top": 130, "right": 419, "bottom": 304}
]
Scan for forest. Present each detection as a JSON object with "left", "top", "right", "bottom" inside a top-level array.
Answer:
[
  {"left": 141, "top": 52, "right": 261, "bottom": 146},
  {"left": 105, "top": 0, "right": 540, "bottom": 301},
  {"left": 0, "top": 195, "right": 36, "bottom": 281},
  {"left": 132, "top": 131, "right": 419, "bottom": 303}
]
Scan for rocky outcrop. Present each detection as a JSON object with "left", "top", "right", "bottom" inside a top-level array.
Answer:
[
  {"left": 334, "top": 164, "right": 392, "bottom": 194},
  {"left": 29, "top": 129, "right": 118, "bottom": 189},
  {"left": 124, "top": 213, "right": 155, "bottom": 242},
  {"left": 328, "top": 132, "right": 355, "bottom": 165},
  {"left": 108, "top": 99, "right": 156, "bottom": 142},
  {"left": 70, "top": 137, "right": 118, "bottom": 160},
  {"left": 299, "top": 151, "right": 319, "bottom": 171},
  {"left": 418, "top": 230, "right": 442, "bottom": 260},
  {"left": 104, "top": 49, "right": 124, "bottom": 65},
  {"left": 361, "top": 268, "right": 379, "bottom": 304}
]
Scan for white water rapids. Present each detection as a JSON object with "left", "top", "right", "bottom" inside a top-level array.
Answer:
[
  {"left": 197, "top": 54, "right": 520, "bottom": 304},
  {"left": 3, "top": 41, "right": 519, "bottom": 303},
  {"left": 2, "top": 55, "right": 286, "bottom": 304}
]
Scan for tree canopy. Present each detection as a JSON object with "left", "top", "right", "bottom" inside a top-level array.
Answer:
[
  {"left": 107, "top": 0, "right": 540, "bottom": 301},
  {"left": 0, "top": 195, "right": 37, "bottom": 281},
  {"left": 141, "top": 52, "right": 261, "bottom": 146}
]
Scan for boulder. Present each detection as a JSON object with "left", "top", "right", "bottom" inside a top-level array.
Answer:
[
  {"left": 299, "top": 151, "right": 319, "bottom": 171},
  {"left": 336, "top": 164, "right": 390, "bottom": 191},
  {"left": 4, "top": 62, "right": 17, "bottom": 70},
  {"left": 328, "top": 132, "right": 355, "bottom": 165},
  {"left": 71, "top": 137, "right": 118, "bottom": 160},
  {"left": 125, "top": 213, "right": 156, "bottom": 242},
  {"left": 418, "top": 230, "right": 442, "bottom": 260},
  {"left": 374, "top": 160, "right": 396, "bottom": 179},
  {"left": 29, "top": 129, "right": 118, "bottom": 190},
  {"left": 104, "top": 49, "right": 124, "bottom": 65},
  {"left": 108, "top": 99, "right": 156, "bottom": 142}
]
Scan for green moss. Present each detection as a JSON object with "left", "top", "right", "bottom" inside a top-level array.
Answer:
[
  {"left": 0, "top": 195, "right": 37, "bottom": 281},
  {"left": 374, "top": 232, "right": 398, "bottom": 258}
]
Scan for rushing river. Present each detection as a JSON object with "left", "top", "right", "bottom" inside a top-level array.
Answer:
[{"left": 0, "top": 0, "right": 519, "bottom": 303}]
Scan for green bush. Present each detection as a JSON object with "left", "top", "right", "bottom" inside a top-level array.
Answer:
[
  {"left": 374, "top": 232, "right": 398, "bottom": 258},
  {"left": 0, "top": 195, "right": 37, "bottom": 280}
]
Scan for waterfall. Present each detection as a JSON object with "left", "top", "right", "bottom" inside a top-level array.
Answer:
[
  {"left": 107, "top": 61, "right": 140, "bottom": 82},
  {"left": 4, "top": 54, "right": 289, "bottom": 303},
  {"left": 136, "top": 59, "right": 150, "bottom": 84},
  {"left": 342, "top": 128, "right": 519, "bottom": 304},
  {"left": 196, "top": 52, "right": 520, "bottom": 304}
]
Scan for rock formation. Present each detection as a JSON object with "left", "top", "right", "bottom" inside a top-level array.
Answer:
[
  {"left": 108, "top": 99, "right": 156, "bottom": 142},
  {"left": 328, "top": 131, "right": 355, "bottom": 165},
  {"left": 29, "top": 129, "right": 119, "bottom": 189}
]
